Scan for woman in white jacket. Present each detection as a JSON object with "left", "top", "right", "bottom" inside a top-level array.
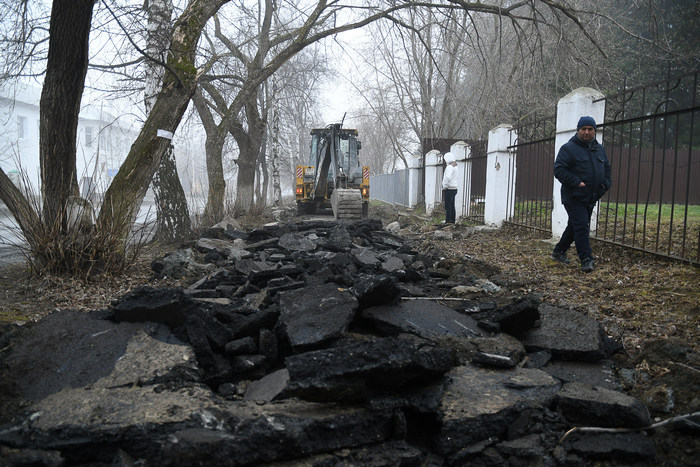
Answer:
[{"left": 441, "top": 152, "right": 458, "bottom": 224}]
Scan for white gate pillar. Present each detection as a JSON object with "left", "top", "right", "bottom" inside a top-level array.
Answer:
[
  {"left": 424, "top": 150, "right": 442, "bottom": 215},
  {"left": 552, "top": 87, "right": 606, "bottom": 238},
  {"left": 406, "top": 153, "right": 422, "bottom": 208},
  {"left": 484, "top": 124, "right": 514, "bottom": 227},
  {"left": 450, "top": 141, "right": 471, "bottom": 220}
]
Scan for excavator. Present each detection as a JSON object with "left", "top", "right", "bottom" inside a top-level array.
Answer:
[{"left": 295, "top": 122, "right": 369, "bottom": 219}]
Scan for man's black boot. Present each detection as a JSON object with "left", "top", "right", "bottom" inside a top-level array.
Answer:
[
  {"left": 551, "top": 249, "right": 570, "bottom": 264},
  {"left": 581, "top": 257, "right": 594, "bottom": 272}
]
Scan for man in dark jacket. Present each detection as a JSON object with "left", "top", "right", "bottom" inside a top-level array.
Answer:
[{"left": 552, "top": 116, "right": 612, "bottom": 272}]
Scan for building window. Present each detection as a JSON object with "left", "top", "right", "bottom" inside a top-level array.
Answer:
[
  {"left": 85, "top": 126, "right": 93, "bottom": 147},
  {"left": 17, "top": 115, "right": 26, "bottom": 139}
]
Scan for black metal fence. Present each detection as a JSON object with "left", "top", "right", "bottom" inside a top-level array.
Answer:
[
  {"left": 597, "top": 71, "right": 700, "bottom": 264},
  {"left": 458, "top": 141, "right": 488, "bottom": 223},
  {"left": 506, "top": 115, "right": 556, "bottom": 234}
]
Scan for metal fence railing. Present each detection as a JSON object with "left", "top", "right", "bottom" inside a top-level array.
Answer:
[
  {"left": 506, "top": 115, "right": 557, "bottom": 234},
  {"left": 597, "top": 70, "right": 700, "bottom": 264},
  {"left": 460, "top": 153, "right": 487, "bottom": 224}
]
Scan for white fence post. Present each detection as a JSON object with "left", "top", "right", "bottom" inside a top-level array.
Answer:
[
  {"left": 552, "top": 87, "right": 606, "bottom": 238},
  {"left": 450, "top": 141, "right": 470, "bottom": 220},
  {"left": 407, "top": 154, "right": 422, "bottom": 208},
  {"left": 424, "top": 150, "right": 442, "bottom": 215},
  {"left": 484, "top": 124, "right": 515, "bottom": 227}
]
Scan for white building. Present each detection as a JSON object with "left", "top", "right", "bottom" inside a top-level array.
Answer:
[{"left": 0, "top": 82, "right": 140, "bottom": 202}]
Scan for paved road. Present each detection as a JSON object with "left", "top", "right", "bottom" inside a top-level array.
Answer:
[
  {"left": 0, "top": 244, "right": 25, "bottom": 267},
  {"left": 0, "top": 206, "right": 26, "bottom": 266}
]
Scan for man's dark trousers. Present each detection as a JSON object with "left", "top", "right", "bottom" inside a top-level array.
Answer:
[
  {"left": 556, "top": 202, "right": 594, "bottom": 260},
  {"left": 444, "top": 189, "right": 457, "bottom": 223}
]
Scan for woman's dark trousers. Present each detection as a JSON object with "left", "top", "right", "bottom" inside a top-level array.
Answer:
[{"left": 443, "top": 189, "right": 457, "bottom": 223}]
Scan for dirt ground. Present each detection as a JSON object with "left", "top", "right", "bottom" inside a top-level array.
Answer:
[{"left": 0, "top": 203, "right": 698, "bottom": 461}]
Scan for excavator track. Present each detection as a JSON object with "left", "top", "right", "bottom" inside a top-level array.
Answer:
[{"left": 331, "top": 188, "right": 363, "bottom": 220}]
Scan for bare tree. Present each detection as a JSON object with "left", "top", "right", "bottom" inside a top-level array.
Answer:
[
  {"left": 97, "top": 0, "right": 230, "bottom": 242},
  {"left": 0, "top": 0, "right": 221, "bottom": 273},
  {"left": 269, "top": 77, "right": 282, "bottom": 206},
  {"left": 347, "top": 0, "right": 613, "bottom": 168},
  {"left": 191, "top": 85, "right": 228, "bottom": 225},
  {"left": 0, "top": 0, "right": 98, "bottom": 272},
  {"left": 190, "top": 0, "right": 381, "bottom": 222},
  {"left": 597, "top": 0, "right": 700, "bottom": 83},
  {"left": 354, "top": 94, "right": 412, "bottom": 175},
  {"left": 344, "top": 7, "right": 464, "bottom": 171},
  {"left": 142, "top": 0, "right": 192, "bottom": 242},
  {"left": 39, "top": 1, "right": 97, "bottom": 231},
  {"left": 0, "top": 0, "right": 51, "bottom": 82},
  {"left": 266, "top": 46, "right": 329, "bottom": 204}
]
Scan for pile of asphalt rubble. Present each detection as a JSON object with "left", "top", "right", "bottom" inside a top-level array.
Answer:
[{"left": 0, "top": 218, "right": 685, "bottom": 465}]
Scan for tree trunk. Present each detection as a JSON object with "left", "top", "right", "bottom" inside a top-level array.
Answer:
[
  {"left": 0, "top": 169, "right": 41, "bottom": 247},
  {"left": 144, "top": 0, "right": 172, "bottom": 111},
  {"left": 143, "top": 0, "right": 191, "bottom": 243},
  {"left": 257, "top": 136, "right": 269, "bottom": 212},
  {"left": 40, "top": 0, "right": 96, "bottom": 230},
  {"left": 202, "top": 131, "right": 226, "bottom": 225},
  {"left": 231, "top": 97, "right": 266, "bottom": 217},
  {"left": 97, "top": 0, "right": 229, "bottom": 243},
  {"left": 270, "top": 85, "right": 282, "bottom": 206},
  {"left": 231, "top": 136, "right": 257, "bottom": 217},
  {"left": 192, "top": 89, "right": 226, "bottom": 226},
  {"left": 151, "top": 144, "right": 192, "bottom": 242},
  {"left": 152, "top": 149, "right": 192, "bottom": 242}
]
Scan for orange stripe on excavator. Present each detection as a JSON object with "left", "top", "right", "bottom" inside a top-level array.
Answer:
[{"left": 361, "top": 166, "right": 370, "bottom": 199}]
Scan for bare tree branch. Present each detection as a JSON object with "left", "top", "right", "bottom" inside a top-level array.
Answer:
[{"left": 101, "top": 0, "right": 184, "bottom": 87}]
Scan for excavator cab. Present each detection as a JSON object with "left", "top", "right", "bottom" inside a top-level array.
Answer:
[{"left": 296, "top": 123, "right": 369, "bottom": 219}]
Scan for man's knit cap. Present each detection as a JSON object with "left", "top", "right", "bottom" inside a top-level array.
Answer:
[{"left": 577, "top": 116, "right": 596, "bottom": 129}]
